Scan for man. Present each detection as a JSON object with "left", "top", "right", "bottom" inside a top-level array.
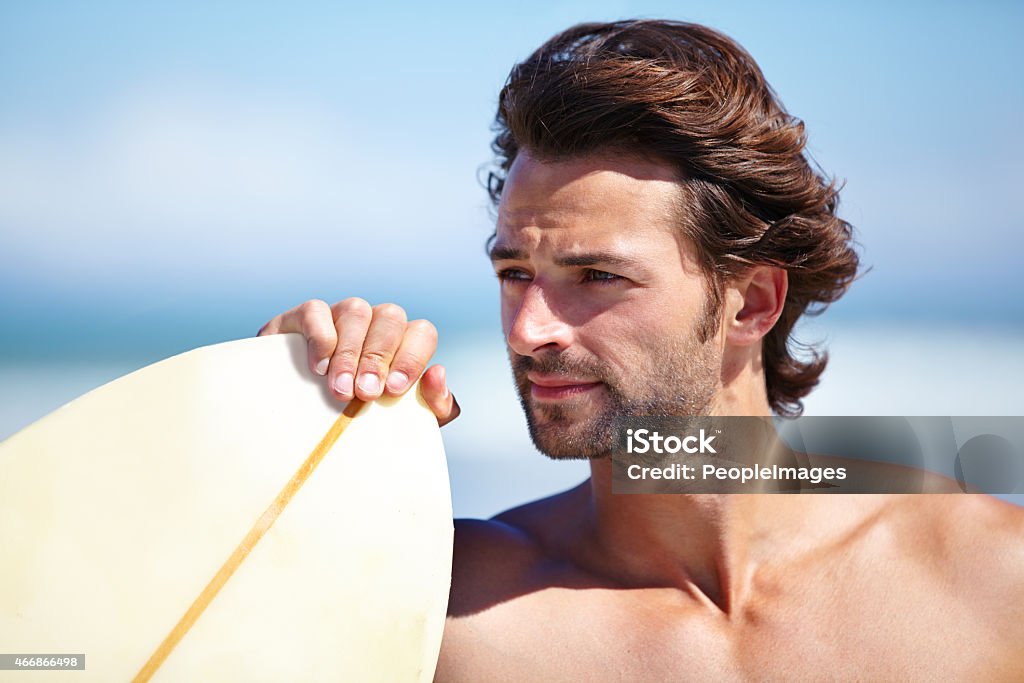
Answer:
[{"left": 258, "top": 20, "right": 1024, "bottom": 681}]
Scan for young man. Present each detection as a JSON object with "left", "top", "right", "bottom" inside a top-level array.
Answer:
[{"left": 259, "top": 20, "right": 1024, "bottom": 681}]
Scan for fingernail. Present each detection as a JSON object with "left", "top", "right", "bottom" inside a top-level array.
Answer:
[
  {"left": 357, "top": 373, "right": 381, "bottom": 396},
  {"left": 387, "top": 371, "right": 409, "bottom": 392},
  {"left": 315, "top": 358, "right": 329, "bottom": 376},
  {"left": 334, "top": 372, "right": 353, "bottom": 396}
]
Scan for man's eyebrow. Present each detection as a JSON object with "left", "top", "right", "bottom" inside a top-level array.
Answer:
[
  {"left": 553, "top": 252, "right": 641, "bottom": 268},
  {"left": 488, "top": 245, "right": 525, "bottom": 262},
  {"left": 489, "top": 246, "right": 642, "bottom": 269}
]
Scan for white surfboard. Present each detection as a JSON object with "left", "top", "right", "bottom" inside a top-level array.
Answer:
[{"left": 0, "top": 334, "right": 453, "bottom": 682}]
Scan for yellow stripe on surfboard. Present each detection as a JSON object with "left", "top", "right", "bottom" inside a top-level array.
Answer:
[{"left": 132, "top": 399, "right": 365, "bottom": 682}]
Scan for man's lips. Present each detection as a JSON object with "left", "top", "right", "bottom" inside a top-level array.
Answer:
[{"left": 527, "top": 374, "right": 602, "bottom": 400}]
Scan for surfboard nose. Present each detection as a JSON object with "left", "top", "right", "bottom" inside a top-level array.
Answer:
[{"left": 0, "top": 334, "right": 453, "bottom": 683}]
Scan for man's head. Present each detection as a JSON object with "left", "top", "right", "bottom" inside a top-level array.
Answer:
[{"left": 487, "top": 20, "right": 859, "bottom": 458}]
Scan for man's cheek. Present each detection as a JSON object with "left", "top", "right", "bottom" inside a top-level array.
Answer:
[{"left": 584, "top": 340, "right": 633, "bottom": 382}]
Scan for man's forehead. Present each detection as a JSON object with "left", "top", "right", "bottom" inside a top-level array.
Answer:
[
  {"left": 500, "top": 151, "right": 682, "bottom": 216},
  {"left": 496, "top": 152, "right": 684, "bottom": 246}
]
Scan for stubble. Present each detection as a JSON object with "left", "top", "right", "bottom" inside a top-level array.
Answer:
[{"left": 509, "top": 322, "right": 721, "bottom": 460}]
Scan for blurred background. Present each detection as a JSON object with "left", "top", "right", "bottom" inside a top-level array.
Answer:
[{"left": 2, "top": 1, "right": 1022, "bottom": 515}]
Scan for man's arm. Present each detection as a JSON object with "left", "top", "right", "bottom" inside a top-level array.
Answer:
[{"left": 434, "top": 518, "right": 547, "bottom": 683}]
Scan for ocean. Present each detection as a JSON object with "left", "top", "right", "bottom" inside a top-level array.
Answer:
[{"left": 2, "top": 323, "right": 1022, "bottom": 516}]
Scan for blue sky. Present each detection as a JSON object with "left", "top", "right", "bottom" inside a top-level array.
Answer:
[{"left": 1, "top": 1, "right": 1022, "bottom": 360}]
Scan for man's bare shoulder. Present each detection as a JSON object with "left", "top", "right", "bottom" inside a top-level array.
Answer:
[
  {"left": 437, "top": 484, "right": 595, "bottom": 683},
  {"left": 447, "top": 480, "right": 590, "bottom": 617},
  {"left": 885, "top": 494, "right": 1024, "bottom": 632},
  {"left": 889, "top": 493, "right": 1024, "bottom": 561},
  {"left": 446, "top": 516, "right": 542, "bottom": 616},
  {"left": 936, "top": 495, "right": 1024, "bottom": 578}
]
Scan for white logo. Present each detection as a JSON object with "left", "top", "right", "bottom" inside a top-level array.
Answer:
[{"left": 626, "top": 428, "right": 717, "bottom": 455}]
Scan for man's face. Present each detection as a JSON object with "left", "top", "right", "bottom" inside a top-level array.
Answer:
[{"left": 490, "top": 151, "right": 723, "bottom": 459}]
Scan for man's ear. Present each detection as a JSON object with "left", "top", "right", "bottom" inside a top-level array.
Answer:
[{"left": 724, "top": 266, "right": 787, "bottom": 346}]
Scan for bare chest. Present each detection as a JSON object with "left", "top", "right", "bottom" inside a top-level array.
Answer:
[{"left": 444, "top": 574, "right": 1017, "bottom": 682}]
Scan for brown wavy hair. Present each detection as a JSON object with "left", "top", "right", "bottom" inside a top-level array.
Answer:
[{"left": 487, "top": 19, "right": 860, "bottom": 417}]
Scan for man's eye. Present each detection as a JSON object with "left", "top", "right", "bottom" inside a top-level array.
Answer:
[
  {"left": 583, "top": 269, "right": 622, "bottom": 283},
  {"left": 496, "top": 268, "right": 530, "bottom": 282}
]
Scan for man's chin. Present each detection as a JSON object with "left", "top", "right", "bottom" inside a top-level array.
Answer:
[
  {"left": 540, "top": 447, "right": 611, "bottom": 461},
  {"left": 534, "top": 440, "right": 611, "bottom": 461},
  {"left": 515, "top": 385, "right": 615, "bottom": 459},
  {"left": 526, "top": 415, "right": 614, "bottom": 461}
]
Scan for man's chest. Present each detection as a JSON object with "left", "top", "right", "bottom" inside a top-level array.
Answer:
[{"left": 441, "top": 576, "right": 1011, "bottom": 682}]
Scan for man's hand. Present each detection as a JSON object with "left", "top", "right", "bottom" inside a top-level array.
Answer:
[{"left": 257, "top": 298, "right": 460, "bottom": 427}]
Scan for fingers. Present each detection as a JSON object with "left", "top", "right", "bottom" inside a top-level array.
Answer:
[
  {"left": 327, "top": 297, "right": 374, "bottom": 400},
  {"left": 259, "top": 298, "right": 457, "bottom": 427},
  {"left": 421, "top": 364, "right": 460, "bottom": 427},
  {"left": 350, "top": 303, "right": 407, "bottom": 400},
  {"left": 257, "top": 299, "right": 337, "bottom": 377},
  {"left": 384, "top": 319, "right": 438, "bottom": 396}
]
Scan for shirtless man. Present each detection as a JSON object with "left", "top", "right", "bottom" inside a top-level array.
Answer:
[{"left": 258, "top": 20, "right": 1024, "bottom": 681}]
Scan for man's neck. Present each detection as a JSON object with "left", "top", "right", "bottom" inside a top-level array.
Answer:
[
  {"left": 579, "top": 463, "right": 892, "bottom": 614},
  {"left": 571, "top": 367, "right": 885, "bottom": 614}
]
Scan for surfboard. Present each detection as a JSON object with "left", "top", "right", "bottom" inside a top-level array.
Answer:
[{"left": 0, "top": 334, "right": 454, "bottom": 682}]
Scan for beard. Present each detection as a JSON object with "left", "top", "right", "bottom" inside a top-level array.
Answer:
[{"left": 509, "top": 324, "right": 721, "bottom": 460}]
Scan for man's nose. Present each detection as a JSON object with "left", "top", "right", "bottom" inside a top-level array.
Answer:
[{"left": 506, "top": 284, "right": 573, "bottom": 356}]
